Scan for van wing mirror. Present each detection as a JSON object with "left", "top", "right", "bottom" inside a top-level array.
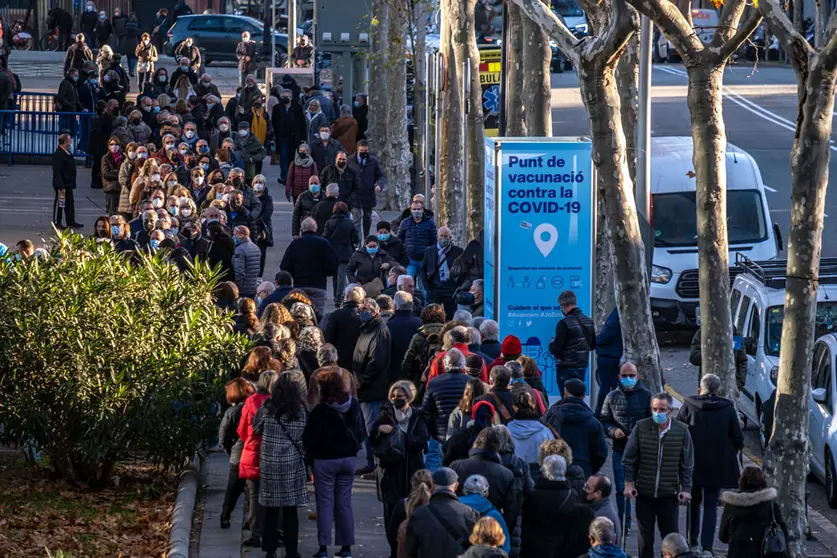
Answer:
[
  {"left": 773, "top": 222, "right": 784, "bottom": 253},
  {"left": 813, "top": 387, "right": 828, "bottom": 404}
]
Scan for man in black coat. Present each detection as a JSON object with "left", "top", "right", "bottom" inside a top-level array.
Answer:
[
  {"left": 548, "top": 289, "right": 596, "bottom": 396},
  {"left": 320, "top": 151, "right": 360, "bottom": 210},
  {"left": 387, "top": 291, "right": 422, "bottom": 383},
  {"left": 279, "top": 217, "right": 338, "bottom": 319},
  {"left": 271, "top": 88, "right": 306, "bottom": 180},
  {"left": 422, "top": 226, "right": 464, "bottom": 320},
  {"left": 56, "top": 69, "right": 83, "bottom": 136},
  {"left": 52, "top": 133, "right": 81, "bottom": 229},
  {"left": 311, "top": 182, "right": 339, "bottom": 235},
  {"left": 291, "top": 182, "right": 323, "bottom": 237},
  {"left": 676, "top": 373, "right": 743, "bottom": 555},
  {"left": 324, "top": 284, "right": 364, "bottom": 371},
  {"left": 353, "top": 296, "right": 391, "bottom": 475},
  {"left": 347, "top": 140, "right": 387, "bottom": 237},
  {"left": 235, "top": 31, "right": 257, "bottom": 87},
  {"left": 404, "top": 468, "right": 479, "bottom": 558},
  {"left": 599, "top": 362, "right": 652, "bottom": 534},
  {"left": 542, "top": 378, "right": 608, "bottom": 478}
]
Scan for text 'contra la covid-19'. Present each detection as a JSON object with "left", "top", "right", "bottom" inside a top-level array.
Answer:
[{"left": 506, "top": 155, "right": 584, "bottom": 214}]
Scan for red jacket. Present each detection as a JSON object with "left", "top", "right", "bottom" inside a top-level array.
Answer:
[
  {"left": 237, "top": 392, "right": 270, "bottom": 481},
  {"left": 285, "top": 161, "right": 319, "bottom": 199},
  {"left": 425, "top": 343, "right": 488, "bottom": 384}
]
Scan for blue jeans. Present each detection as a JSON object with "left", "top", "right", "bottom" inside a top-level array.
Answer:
[
  {"left": 360, "top": 400, "right": 384, "bottom": 468},
  {"left": 424, "top": 437, "right": 443, "bottom": 472},
  {"left": 612, "top": 450, "right": 631, "bottom": 529},
  {"left": 407, "top": 258, "right": 426, "bottom": 298},
  {"left": 689, "top": 486, "right": 720, "bottom": 548},
  {"left": 557, "top": 367, "right": 587, "bottom": 397},
  {"left": 278, "top": 136, "right": 294, "bottom": 181},
  {"left": 595, "top": 356, "right": 621, "bottom": 416}
]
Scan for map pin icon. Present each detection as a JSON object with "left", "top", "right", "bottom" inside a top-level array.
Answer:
[{"left": 534, "top": 223, "right": 558, "bottom": 258}]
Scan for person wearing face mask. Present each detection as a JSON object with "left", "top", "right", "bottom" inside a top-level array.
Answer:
[
  {"left": 290, "top": 34, "right": 315, "bottom": 68},
  {"left": 86, "top": 100, "right": 110, "bottom": 190},
  {"left": 305, "top": 85, "right": 335, "bottom": 123},
  {"left": 320, "top": 151, "right": 359, "bottom": 216},
  {"left": 129, "top": 160, "right": 161, "bottom": 213},
  {"left": 147, "top": 229, "right": 166, "bottom": 254},
  {"left": 204, "top": 94, "right": 224, "bottom": 131},
  {"left": 111, "top": 7, "right": 128, "bottom": 50},
  {"left": 135, "top": 33, "right": 158, "bottom": 88},
  {"left": 305, "top": 99, "right": 329, "bottom": 146},
  {"left": 397, "top": 200, "right": 437, "bottom": 289},
  {"left": 117, "top": 142, "right": 139, "bottom": 219},
  {"left": 179, "top": 198, "right": 198, "bottom": 230},
  {"left": 63, "top": 33, "right": 93, "bottom": 75},
  {"left": 127, "top": 109, "right": 152, "bottom": 145},
  {"left": 233, "top": 121, "right": 267, "bottom": 181},
  {"left": 181, "top": 123, "right": 199, "bottom": 150},
  {"left": 285, "top": 143, "right": 319, "bottom": 205},
  {"left": 421, "top": 226, "right": 464, "bottom": 320},
  {"left": 109, "top": 115, "right": 132, "bottom": 147},
  {"left": 251, "top": 175, "right": 274, "bottom": 276},
  {"left": 271, "top": 88, "right": 306, "bottom": 181},
  {"left": 151, "top": 9, "right": 169, "bottom": 51},
  {"left": 623, "top": 392, "right": 694, "bottom": 558},
  {"left": 56, "top": 70, "right": 83, "bottom": 133},
  {"left": 195, "top": 73, "right": 220, "bottom": 99},
  {"left": 174, "top": 37, "right": 202, "bottom": 74},
  {"left": 119, "top": 15, "right": 141, "bottom": 78},
  {"left": 311, "top": 182, "right": 339, "bottom": 234},
  {"left": 52, "top": 133, "right": 81, "bottom": 230},
  {"left": 145, "top": 68, "right": 173, "bottom": 98},
  {"left": 547, "top": 289, "right": 596, "bottom": 396},
  {"left": 227, "top": 168, "right": 264, "bottom": 217},
  {"left": 347, "top": 140, "right": 386, "bottom": 237},
  {"left": 100, "top": 136, "right": 124, "bottom": 215},
  {"left": 352, "top": 94, "right": 368, "bottom": 140},
  {"left": 291, "top": 177, "right": 323, "bottom": 237},
  {"left": 310, "top": 123, "right": 343, "bottom": 171},
  {"left": 81, "top": 3, "right": 99, "bottom": 47},
  {"left": 236, "top": 34, "right": 257, "bottom": 87},
  {"left": 170, "top": 56, "right": 198, "bottom": 92},
  {"left": 182, "top": 223, "right": 210, "bottom": 262},
  {"left": 225, "top": 190, "right": 256, "bottom": 236},
  {"left": 211, "top": 116, "right": 234, "bottom": 152},
  {"left": 245, "top": 97, "right": 272, "bottom": 176},
  {"left": 346, "top": 236, "right": 393, "bottom": 296},
  {"left": 110, "top": 215, "right": 140, "bottom": 252},
  {"left": 190, "top": 167, "right": 209, "bottom": 205}
]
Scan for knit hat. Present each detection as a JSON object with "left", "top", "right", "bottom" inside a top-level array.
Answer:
[
  {"left": 463, "top": 474, "right": 490, "bottom": 497},
  {"left": 432, "top": 467, "right": 458, "bottom": 487},
  {"left": 501, "top": 335, "right": 522, "bottom": 357},
  {"left": 238, "top": 121, "right": 250, "bottom": 129},
  {"left": 471, "top": 400, "right": 496, "bottom": 421},
  {"left": 565, "top": 378, "right": 586, "bottom": 398}
]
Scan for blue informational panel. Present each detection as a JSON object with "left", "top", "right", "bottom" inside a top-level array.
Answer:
[{"left": 484, "top": 138, "right": 595, "bottom": 396}]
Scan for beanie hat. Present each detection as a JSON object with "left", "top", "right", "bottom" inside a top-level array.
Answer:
[{"left": 501, "top": 335, "right": 522, "bottom": 357}]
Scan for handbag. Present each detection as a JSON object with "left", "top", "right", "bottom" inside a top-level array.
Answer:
[
  {"left": 761, "top": 503, "right": 788, "bottom": 558},
  {"left": 136, "top": 61, "right": 151, "bottom": 73},
  {"left": 362, "top": 276, "right": 384, "bottom": 298},
  {"left": 372, "top": 424, "right": 406, "bottom": 465}
]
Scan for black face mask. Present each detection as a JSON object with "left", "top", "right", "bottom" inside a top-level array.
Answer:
[
  {"left": 336, "top": 161, "right": 346, "bottom": 169},
  {"left": 282, "top": 98, "right": 291, "bottom": 105},
  {"left": 392, "top": 398, "right": 407, "bottom": 410},
  {"left": 359, "top": 151, "right": 369, "bottom": 160},
  {"left": 231, "top": 177, "right": 242, "bottom": 187},
  {"left": 230, "top": 200, "right": 242, "bottom": 210}
]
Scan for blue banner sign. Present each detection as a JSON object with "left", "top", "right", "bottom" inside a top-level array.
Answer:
[{"left": 483, "top": 138, "right": 595, "bottom": 396}]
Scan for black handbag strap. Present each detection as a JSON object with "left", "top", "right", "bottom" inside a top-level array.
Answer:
[
  {"left": 427, "top": 504, "right": 468, "bottom": 550},
  {"left": 276, "top": 418, "right": 305, "bottom": 460}
]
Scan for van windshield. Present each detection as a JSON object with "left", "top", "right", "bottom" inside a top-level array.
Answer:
[
  {"left": 653, "top": 190, "right": 767, "bottom": 247},
  {"left": 765, "top": 302, "right": 837, "bottom": 356},
  {"left": 552, "top": 0, "right": 584, "bottom": 17}
]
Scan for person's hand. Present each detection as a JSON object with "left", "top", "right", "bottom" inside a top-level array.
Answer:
[
  {"left": 245, "top": 56, "right": 251, "bottom": 62},
  {"left": 379, "top": 424, "right": 393, "bottom": 434},
  {"left": 613, "top": 428, "right": 626, "bottom": 439},
  {"left": 624, "top": 482, "right": 637, "bottom": 499},
  {"left": 286, "top": 194, "right": 292, "bottom": 202},
  {"left": 678, "top": 491, "right": 691, "bottom": 503},
  {"left": 292, "top": 235, "right": 299, "bottom": 240},
  {"left": 375, "top": 185, "right": 382, "bottom": 193}
]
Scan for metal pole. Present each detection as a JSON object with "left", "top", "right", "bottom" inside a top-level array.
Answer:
[
  {"left": 424, "top": 52, "right": 434, "bottom": 201},
  {"left": 271, "top": 0, "right": 277, "bottom": 68},
  {"left": 637, "top": 15, "right": 653, "bottom": 276},
  {"left": 288, "top": 0, "right": 297, "bottom": 67},
  {"left": 462, "top": 58, "right": 469, "bottom": 233},
  {"left": 499, "top": 8, "right": 509, "bottom": 136},
  {"left": 343, "top": 51, "right": 354, "bottom": 108},
  {"left": 434, "top": 55, "right": 443, "bottom": 220}
]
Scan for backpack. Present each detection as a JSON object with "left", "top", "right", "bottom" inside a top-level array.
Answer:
[{"left": 414, "top": 331, "right": 443, "bottom": 403}]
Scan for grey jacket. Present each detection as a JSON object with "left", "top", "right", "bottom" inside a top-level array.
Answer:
[
  {"left": 219, "top": 402, "right": 245, "bottom": 465},
  {"left": 234, "top": 237, "right": 261, "bottom": 297},
  {"left": 233, "top": 132, "right": 267, "bottom": 180}
]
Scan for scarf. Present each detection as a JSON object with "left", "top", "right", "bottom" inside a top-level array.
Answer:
[
  {"left": 395, "top": 406, "right": 413, "bottom": 433},
  {"left": 251, "top": 107, "right": 268, "bottom": 143},
  {"left": 437, "top": 242, "right": 451, "bottom": 282},
  {"left": 306, "top": 110, "right": 321, "bottom": 122},
  {"left": 294, "top": 151, "right": 314, "bottom": 168}
]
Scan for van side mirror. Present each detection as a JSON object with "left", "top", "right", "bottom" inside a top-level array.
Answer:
[
  {"left": 813, "top": 387, "right": 828, "bottom": 405},
  {"left": 773, "top": 223, "right": 784, "bottom": 253},
  {"left": 743, "top": 337, "right": 755, "bottom": 356}
]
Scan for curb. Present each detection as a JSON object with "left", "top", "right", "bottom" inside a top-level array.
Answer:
[{"left": 168, "top": 455, "right": 202, "bottom": 558}]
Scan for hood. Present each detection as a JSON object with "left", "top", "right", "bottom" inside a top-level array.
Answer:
[
  {"left": 685, "top": 394, "right": 733, "bottom": 411},
  {"left": 468, "top": 447, "right": 502, "bottom": 463},
  {"left": 556, "top": 397, "right": 595, "bottom": 424},
  {"left": 588, "top": 544, "right": 629, "bottom": 558},
  {"left": 418, "top": 322, "right": 444, "bottom": 336},
  {"left": 459, "top": 493, "right": 495, "bottom": 515},
  {"left": 719, "top": 487, "right": 777, "bottom": 508},
  {"left": 508, "top": 419, "right": 548, "bottom": 440}
]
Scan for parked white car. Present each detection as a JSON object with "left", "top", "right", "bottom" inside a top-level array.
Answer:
[{"left": 809, "top": 332, "right": 837, "bottom": 507}]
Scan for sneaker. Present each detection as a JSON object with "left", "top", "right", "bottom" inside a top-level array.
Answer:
[
  {"left": 220, "top": 517, "right": 230, "bottom": 529},
  {"left": 243, "top": 536, "right": 262, "bottom": 547},
  {"left": 335, "top": 547, "right": 352, "bottom": 558},
  {"left": 313, "top": 547, "right": 328, "bottom": 558},
  {"left": 361, "top": 468, "right": 378, "bottom": 481},
  {"left": 354, "top": 465, "right": 375, "bottom": 476},
  {"left": 702, "top": 547, "right": 715, "bottom": 557}
]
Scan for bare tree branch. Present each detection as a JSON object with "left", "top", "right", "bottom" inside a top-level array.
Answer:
[
  {"left": 819, "top": 9, "right": 837, "bottom": 69},
  {"left": 713, "top": 0, "right": 747, "bottom": 45},
  {"left": 584, "top": 0, "right": 641, "bottom": 64},
  {"left": 504, "top": 0, "right": 581, "bottom": 63},
  {"left": 626, "top": 0, "right": 703, "bottom": 60},
  {"left": 717, "top": 6, "right": 764, "bottom": 60},
  {"left": 758, "top": 0, "right": 810, "bottom": 51}
]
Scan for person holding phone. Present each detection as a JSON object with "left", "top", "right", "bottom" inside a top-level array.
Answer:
[{"left": 621, "top": 392, "right": 694, "bottom": 558}]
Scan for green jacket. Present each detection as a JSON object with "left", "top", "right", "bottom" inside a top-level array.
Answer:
[{"left": 622, "top": 417, "right": 694, "bottom": 498}]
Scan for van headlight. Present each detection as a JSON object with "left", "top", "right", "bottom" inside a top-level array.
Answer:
[{"left": 651, "top": 265, "right": 673, "bottom": 284}]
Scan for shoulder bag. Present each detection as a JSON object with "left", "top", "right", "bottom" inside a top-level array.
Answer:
[{"left": 761, "top": 503, "right": 788, "bottom": 558}]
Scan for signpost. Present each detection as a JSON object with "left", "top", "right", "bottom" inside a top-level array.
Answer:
[{"left": 484, "top": 138, "right": 596, "bottom": 396}]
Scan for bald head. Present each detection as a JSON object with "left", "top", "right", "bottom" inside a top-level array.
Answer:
[{"left": 620, "top": 362, "right": 638, "bottom": 377}]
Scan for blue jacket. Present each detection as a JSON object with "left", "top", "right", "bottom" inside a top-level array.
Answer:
[
  {"left": 398, "top": 215, "right": 437, "bottom": 261},
  {"left": 459, "top": 494, "right": 512, "bottom": 555},
  {"left": 542, "top": 396, "right": 608, "bottom": 477},
  {"left": 347, "top": 153, "right": 386, "bottom": 209},
  {"left": 587, "top": 544, "right": 629, "bottom": 558},
  {"left": 279, "top": 231, "right": 339, "bottom": 290},
  {"left": 257, "top": 285, "right": 294, "bottom": 317},
  {"left": 596, "top": 307, "right": 623, "bottom": 359},
  {"left": 506, "top": 419, "right": 555, "bottom": 468},
  {"left": 422, "top": 370, "right": 471, "bottom": 441},
  {"left": 387, "top": 310, "right": 422, "bottom": 383}
]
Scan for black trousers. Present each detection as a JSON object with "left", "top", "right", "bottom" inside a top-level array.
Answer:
[
  {"left": 91, "top": 154, "right": 103, "bottom": 189},
  {"left": 105, "top": 191, "right": 119, "bottom": 216},
  {"left": 636, "top": 496, "right": 680, "bottom": 558},
  {"left": 362, "top": 205, "right": 373, "bottom": 238},
  {"left": 53, "top": 188, "right": 76, "bottom": 226},
  {"left": 258, "top": 238, "right": 268, "bottom": 276},
  {"left": 264, "top": 505, "right": 298, "bottom": 555},
  {"left": 221, "top": 464, "right": 246, "bottom": 521}
]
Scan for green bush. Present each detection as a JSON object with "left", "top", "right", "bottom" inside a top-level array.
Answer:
[{"left": 0, "top": 232, "right": 249, "bottom": 485}]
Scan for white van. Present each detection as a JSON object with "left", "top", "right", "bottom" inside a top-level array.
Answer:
[
  {"left": 649, "top": 137, "right": 782, "bottom": 329},
  {"left": 654, "top": 9, "right": 719, "bottom": 62}
]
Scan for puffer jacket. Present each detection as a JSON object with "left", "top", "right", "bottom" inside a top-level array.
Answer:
[
  {"left": 233, "top": 237, "right": 261, "bottom": 297},
  {"left": 353, "top": 316, "right": 391, "bottom": 402},
  {"left": 421, "top": 370, "right": 471, "bottom": 441},
  {"left": 599, "top": 382, "right": 652, "bottom": 452},
  {"left": 129, "top": 121, "right": 152, "bottom": 145},
  {"left": 285, "top": 161, "right": 319, "bottom": 199},
  {"left": 219, "top": 401, "right": 246, "bottom": 465},
  {"left": 398, "top": 214, "right": 437, "bottom": 261},
  {"left": 323, "top": 212, "right": 360, "bottom": 262},
  {"left": 499, "top": 450, "right": 533, "bottom": 558},
  {"left": 542, "top": 396, "right": 608, "bottom": 477},
  {"left": 548, "top": 307, "right": 596, "bottom": 370},
  {"left": 101, "top": 152, "right": 123, "bottom": 193},
  {"left": 459, "top": 494, "right": 511, "bottom": 555},
  {"left": 118, "top": 158, "right": 136, "bottom": 214},
  {"left": 506, "top": 418, "right": 555, "bottom": 471},
  {"left": 291, "top": 190, "right": 323, "bottom": 236},
  {"left": 346, "top": 248, "right": 393, "bottom": 284},
  {"left": 234, "top": 132, "right": 266, "bottom": 180},
  {"left": 237, "top": 392, "right": 270, "bottom": 480}
]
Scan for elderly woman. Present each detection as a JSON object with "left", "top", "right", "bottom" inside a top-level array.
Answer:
[
  {"left": 308, "top": 343, "right": 357, "bottom": 407},
  {"left": 285, "top": 143, "right": 318, "bottom": 204},
  {"left": 370, "top": 380, "right": 429, "bottom": 545},
  {"left": 297, "top": 325, "right": 324, "bottom": 381},
  {"left": 290, "top": 301, "right": 316, "bottom": 329},
  {"left": 303, "top": 369, "right": 364, "bottom": 558}
]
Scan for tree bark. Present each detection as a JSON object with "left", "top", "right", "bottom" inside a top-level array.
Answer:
[
  {"left": 368, "top": 0, "right": 391, "bottom": 152},
  {"left": 521, "top": 0, "right": 553, "bottom": 136},
  {"left": 384, "top": 0, "right": 413, "bottom": 210},
  {"left": 506, "top": 4, "right": 528, "bottom": 136},
  {"left": 616, "top": 35, "right": 639, "bottom": 182},
  {"left": 595, "top": 189, "right": 617, "bottom": 331},
  {"left": 412, "top": 0, "right": 428, "bottom": 195},
  {"left": 463, "top": 0, "right": 486, "bottom": 242}
]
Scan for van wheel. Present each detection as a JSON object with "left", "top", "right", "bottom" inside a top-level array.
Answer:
[{"left": 826, "top": 451, "right": 837, "bottom": 509}]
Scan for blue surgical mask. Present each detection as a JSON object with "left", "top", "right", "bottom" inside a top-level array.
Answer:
[
  {"left": 154, "top": 106, "right": 161, "bottom": 112},
  {"left": 359, "top": 310, "right": 373, "bottom": 323},
  {"left": 652, "top": 411, "right": 668, "bottom": 425},
  {"left": 620, "top": 377, "right": 637, "bottom": 390},
  {"left": 149, "top": 239, "right": 160, "bottom": 250},
  {"left": 353, "top": 100, "right": 360, "bottom": 108},
  {"left": 233, "top": 236, "right": 240, "bottom": 245},
  {"left": 366, "top": 246, "right": 379, "bottom": 255},
  {"left": 309, "top": 184, "right": 320, "bottom": 195},
  {"left": 111, "top": 225, "right": 121, "bottom": 237},
  {"left": 199, "top": 145, "right": 209, "bottom": 153},
  {"left": 256, "top": 296, "right": 263, "bottom": 306},
  {"left": 171, "top": 227, "right": 179, "bottom": 235},
  {"left": 200, "top": 163, "right": 209, "bottom": 171},
  {"left": 377, "top": 233, "right": 390, "bottom": 242}
]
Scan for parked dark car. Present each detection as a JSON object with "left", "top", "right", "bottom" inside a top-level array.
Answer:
[{"left": 166, "top": 14, "right": 288, "bottom": 65}]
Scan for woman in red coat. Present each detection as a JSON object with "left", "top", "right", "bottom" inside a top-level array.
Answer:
[
  {"left": 236, "top": 369, "right": 278, "bottom": 547},
  {"left": 285, "top": 143, "right": 318, "bottom": 204}
]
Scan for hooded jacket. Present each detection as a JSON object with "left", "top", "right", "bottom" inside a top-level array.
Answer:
[
  {"left": 543, "top": 396, "right": 608, "bottom": 477},
  {"left": 583, "top": 544, "right": 629, "bottom": 558},
  {"left": 719, "top": 487, "right": 787, "bottom": 558},
  {"left": 353, "top": 315, "right": 392, "bottom": 402},
  {"left": 451, "top": 448, "right": 517, "bottom": 527},
  {"left": 506, "top": 418, "right": 555, "bottom": 469},
  {"left": 459, "top": 494, "right": 511, "bottom": 555},
  {"left": 676, "top": 394, "right": 744, "bottom": 488}
]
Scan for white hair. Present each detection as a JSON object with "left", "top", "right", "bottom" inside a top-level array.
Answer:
[
  {"left": 344, "top": 285, "right": 366, "bottom": 303},
  {"left": 326, "top": 183, "right": 339, "bottom": 196},
  {"left": 479, "top": 320, "right": 499, "bottom": 342},
  {"left": 453, "top": 309, "right": 473, "bottom": 326},
  {"left": 443, "top": 348, "right": 466, "bottom": 371},
  {"left": 394, "top": 291, "right": 413, "bottom": 311},
  {"left": 301, "top": 217, "right": 317, "bottom": 233},
  {"left": 542, "top": 455, "right": 567, "bottom": 481}
]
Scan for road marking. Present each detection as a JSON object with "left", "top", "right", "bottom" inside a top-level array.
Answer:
[{"left": 764, "top": 185, "right": 778, "bottom": 192}]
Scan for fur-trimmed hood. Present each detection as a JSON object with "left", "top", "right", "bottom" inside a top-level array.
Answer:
[{"left": 720, "top": 487, "right": 777, "bottom": 507}]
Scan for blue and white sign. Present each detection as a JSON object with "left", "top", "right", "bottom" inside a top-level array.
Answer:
[{"left": 484, "top": 139, "right": 595, "bottom": 396}]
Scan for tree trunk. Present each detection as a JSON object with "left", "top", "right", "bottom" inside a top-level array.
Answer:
[
  {"left": 463, "top": 0, "right": 485, "bottom": 242},
  {"left": 764, "top": 49, "right": 836, "bottom": 558},
  {"left": 793, "top": 0, "right": 803, "bottom": 31},
  {"left": 412, "top": 0, "right": 428, "bottom": 196},
  {"left": 368, "top": 0, "right": 390, "bottom": 152},
  {"left": 384, "top": 0, "right": 413, "bottom": 210},
  {"left": 595, "top": 190, "right": 617, "bottom": 331},
  {"left": 438, "top": 0, "right": 466, "bottom": 241},
  {"left": 506, "top": 4, "right": 527, "bottom": 136},
  {"left": 521, "top": 0, "right": 552, "bottom": 136},
  {"left": 686, "top": 63, "right": 737, "bottom": 401},
  {"left": 616, "top": 35, "right": 639, "bottom": 182}
]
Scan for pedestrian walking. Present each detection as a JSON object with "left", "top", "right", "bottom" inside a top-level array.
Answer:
[
  {"left": 233, "top": 226, "right": 261, "bottom": 299},
  {"left": 719, "top": 465, "right": 788, "bottom": 558},
  {"left": 63, "top": 33, "right": 93, "bottom": 74},
  {"left": 52, "top": 133, "right": 81, "bottom": 229},
  {"left": 622, "top": 392, "right": 694, "bottom": 558},
  {"left": 548, "top": 290, "right": 595, "bottom": 395},
  {"left": 347, "top": 139, "right": 386, "bottom": 237},
  {"left": 135, "top": 33, "right": 158, "bottom": 88},
  {"left": 253, "top": 373, "right": 309, "bottom": 558},
  {"left": 219, "top": 378, "right": 255, "bottom": 529},
  {"left": 236, "top": 32, "right": 257, "bottom": 87},
  {"left": 312, "top": 126, "right": 346, "bottom": 175},
  {"left": 291, "top": 177, "right": 323, "bottom": 236},
  {"left": 320, "top": 151, "right": 359, "bottom": 216},
  {"left": 81, "top": 2, "right": 98, "bottom": 47},
  {"left": 304, "top": 369, "right": 364, "bottom": 558},
  {"left": 677, "top": 373, "right": 744, "bottom": 555},
  {"left": 422, "top": 226, "right": 464, "bottom": 319},
  {"left": 272, "top": 88, "right": 306, "bottom": 181},
  {"left": 174, "top": 37, "right": 202, "bottom": 74},
  {"left": 476, "top": 365, "right": 515, "bottom": 424},
  {"left": 120, "top": 15, "right": 140, "bottom": 77},
  {"left": 444, "top": 396, "right": 493, "bottom": 466},
  {"left": 346, "top": 235, "right": 393, "bottom": 296},
  {"left": 280, "top": 217, "right": 339, "bottom": 318}
]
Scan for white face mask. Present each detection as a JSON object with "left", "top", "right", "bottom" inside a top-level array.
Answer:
[
  {"left": 219, "top": 124, "right": 229, "bottom": 132},
  {"left": 151, "top": 173, "right": 161, "bottom": 181},
  {"left": 185, "top": 130, "right": 196, "bottom": 139},
  {"left": 151, "top": 198, "right": 164, "bottom": 208},
  {"left": 254, "top": 182, "right": 265, "bottom": 193},
  {"left": 181, "top": 208, "right": 193, "bottom": 218},
  {"left": 239, "top": 129, "right": 249, "bottom": 137},
  {"left": 320, "top": 131, "right": 330, "bottom": 140}
]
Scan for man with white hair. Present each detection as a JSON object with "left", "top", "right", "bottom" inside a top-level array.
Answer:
[
  {"left": 459, "top": 474, "right": 511, "bottom": 555},
  {"left": 396, "top": 273, "right": 425, "bottom": 316},
  {"left": 255, "top": 281, "right": 275, "bottom": 308},
  {"left": 324, "top": 284, "right": 365, "bottom": 370},
  {"left": 280, "top": 217, "right": 338, "bottom": 318},
  {"left": 588, "top": 517, "right": 628, "bottom": 558},
  {"left": 311, "top": 182, "right": 340, "bottom": 234},
  {"left": 661, "top": 533, "right": 697, "bottom": 558},
  {"left": 478, "top": 319, "right": 501, "bottom": 359},
  {"left": 422, "top": 225, "right": 464, "bottom": 319},
  {"left": 422, "top": 347, "right": 471, "bottom": 470}
]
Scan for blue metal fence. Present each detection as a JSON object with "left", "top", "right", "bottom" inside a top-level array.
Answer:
[
  {"left": 14, "top": 92, "right": 57, "bottom": 113},
  {"left": 0, "top": 109, "right": 94, "bottom": 165}
]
